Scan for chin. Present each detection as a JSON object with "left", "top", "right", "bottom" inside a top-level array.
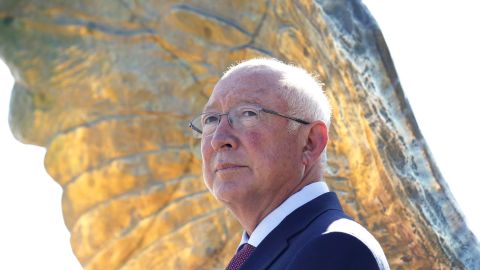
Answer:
[{"left": 213, "top": 183, "right": 245, "bottom": 205}]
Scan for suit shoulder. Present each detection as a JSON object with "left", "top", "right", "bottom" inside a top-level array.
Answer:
[
  {"left": 287, "top": 232, "right": 380, "bottom": 270},
  {"left": 321, "top": 218, "right": 390, "bottom": 269}
]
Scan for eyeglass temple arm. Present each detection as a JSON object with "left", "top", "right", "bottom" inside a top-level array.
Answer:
[
  {"left": 189, "top": 122, "right": 203, "bottom": 134},
  {"left": 261, "top": 109, "right": 311, "bottom": 125}
]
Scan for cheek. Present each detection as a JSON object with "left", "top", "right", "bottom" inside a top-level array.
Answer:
[
  {"left": 202, "top": 164, "right": 213, "bottom": 191},
  {"left": 200, "top": 140, "right": 208, "bottom": 160},
  {"left": 200, "top": 139, "right": 214, "bottom": 187},
  {"left": 244, "top": 130, "right": 279, "bottom": 166},
  {"left": 244, "top": 130, "right": 263, "bottom": 148},
  {"left": 200, "top": 137, "right": 213, "bottom": 162},
  {"left": 259, "top": 132, "right": 300, "bottom": 169}
]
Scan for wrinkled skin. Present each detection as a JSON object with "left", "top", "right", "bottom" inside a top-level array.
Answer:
[{"left": 201, "top": 66, "right": 327, "bottom": 234}]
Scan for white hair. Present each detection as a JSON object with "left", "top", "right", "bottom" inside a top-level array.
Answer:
[
  {"left": 222, "top": 58, "right": 331, "bottom": 126},
  {"left": 222, "top": 58, "right": 332, "bottom": 167}
]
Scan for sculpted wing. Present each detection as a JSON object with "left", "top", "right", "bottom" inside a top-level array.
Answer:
[{"left": 0, "top": 0, "right": 478, "bottom": 269}]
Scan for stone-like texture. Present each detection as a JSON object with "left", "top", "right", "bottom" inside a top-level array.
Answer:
[{"left": 1, "top": 0, "right": 479, "bottom": 269}]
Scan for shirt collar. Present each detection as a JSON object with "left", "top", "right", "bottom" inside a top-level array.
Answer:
[{"left": 238, "top": 181, "right": 329, "bottom": 250}]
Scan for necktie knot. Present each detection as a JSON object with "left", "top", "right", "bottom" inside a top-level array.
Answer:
[{"left": 226, "top": 243, "right": 256, "bottom": 270}]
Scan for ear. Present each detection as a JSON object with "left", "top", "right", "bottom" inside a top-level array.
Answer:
[{"left": 302, "top": 121, "right": 328, "bottom": 166}]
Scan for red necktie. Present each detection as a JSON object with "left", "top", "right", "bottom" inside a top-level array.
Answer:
[{"left": 225, "top": 243, "right": 256, "bottom": 270}]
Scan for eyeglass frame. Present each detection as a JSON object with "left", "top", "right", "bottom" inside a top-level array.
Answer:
[{"left": 188, "top": 105, "right": 311, "bottom": 138}]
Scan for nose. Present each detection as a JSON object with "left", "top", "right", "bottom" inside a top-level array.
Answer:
[{"left": 209, "top": 113, "right": 238, "bottom": 151}]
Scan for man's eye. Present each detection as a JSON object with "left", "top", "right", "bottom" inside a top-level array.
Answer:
[
  {"left": 241, "top": 109, "right": 258, "bottom": 117},
  {"left": 203, "top": 115, "right": 219, "bottom": 125}
]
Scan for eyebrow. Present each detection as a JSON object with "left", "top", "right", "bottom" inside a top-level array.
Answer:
[{"left": 202, "top": 99, "right": 264, "bottom": 113}]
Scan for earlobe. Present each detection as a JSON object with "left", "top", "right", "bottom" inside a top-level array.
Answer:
[{"left": 302, "top": 150, "right": 310, "bottom": 165}]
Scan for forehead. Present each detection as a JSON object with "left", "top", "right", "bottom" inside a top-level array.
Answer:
[{"left": 205, "top": 67, "right": 285, "bottom": 111}]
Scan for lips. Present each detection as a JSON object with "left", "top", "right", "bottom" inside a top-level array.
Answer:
[{"left": 215, "top": 163, "right": 247, "bottom": 173}]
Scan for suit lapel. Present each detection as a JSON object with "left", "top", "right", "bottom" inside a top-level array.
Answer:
[{"left": 240, "top": 192, "right": 343, "bottom": 270}]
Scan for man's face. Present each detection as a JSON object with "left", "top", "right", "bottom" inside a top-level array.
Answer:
[{"left": 201, "top": 67, "right": 305, "bottom": 209}]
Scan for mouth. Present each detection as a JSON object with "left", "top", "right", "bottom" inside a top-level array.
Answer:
[{"left": 215, "top": 163, "right": 248, "bottom": 173}]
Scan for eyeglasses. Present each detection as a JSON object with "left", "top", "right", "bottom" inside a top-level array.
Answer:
[{"left": 189, "top": 105, "right": 310, "bottom": 138}]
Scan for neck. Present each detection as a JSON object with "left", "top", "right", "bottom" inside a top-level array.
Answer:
[{"left": 228, "top": 169, "right": 323, "bottom": 235}]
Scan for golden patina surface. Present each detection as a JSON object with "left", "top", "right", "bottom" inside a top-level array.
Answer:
[{"left": 1, "top": 0, "right": 479, "bottom": 269}]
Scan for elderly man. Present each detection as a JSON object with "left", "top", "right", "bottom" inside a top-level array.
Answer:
[{"left": 189, "top": 58, "right": 389, "bottom": 270}]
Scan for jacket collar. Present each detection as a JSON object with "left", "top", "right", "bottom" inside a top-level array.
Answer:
[{"left": 240, "top": 192, "right": 343, "bottom": 270}]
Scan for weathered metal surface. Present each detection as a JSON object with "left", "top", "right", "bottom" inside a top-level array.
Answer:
[{"left": 1, "top": 0, "right": 478, "bottom": 269}]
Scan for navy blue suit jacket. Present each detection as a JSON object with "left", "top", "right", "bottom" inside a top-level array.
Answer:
[{"left": 239, "top": 192, "right": 388, "bottom": 270}]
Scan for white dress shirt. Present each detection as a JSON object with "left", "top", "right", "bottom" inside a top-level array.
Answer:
[{"left": 238, "top": 181, "right": 329, "bottom": 250}]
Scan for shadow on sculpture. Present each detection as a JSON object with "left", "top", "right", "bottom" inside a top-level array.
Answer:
[{"left": 0, "top": 0, "right": 479, "bottom": 269}]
